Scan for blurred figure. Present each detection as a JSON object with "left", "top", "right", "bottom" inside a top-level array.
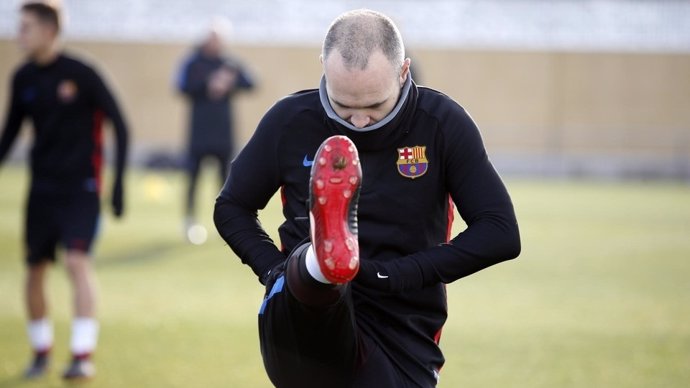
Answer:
[
  {"left": 0, "top": 0, "right": 128, "bottom": 380},
  {"left": 176, "top": 19, "right": 255, "bottom": 243}
]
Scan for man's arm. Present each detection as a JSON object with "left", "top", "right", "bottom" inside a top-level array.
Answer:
[
  {"left": 357, "top": 105, "right": 521, "bottom": 292},
  {"left": 214, "top": 198, "right": 286, "bottom": 284},
  {"left": 176, "top": 54, "right": 208, "bottom": 98},
  {"left": 229, "top": 60, "right": 255, "bottom": 91},
  {"left": 88, "top": 67, "right": 129, "bottom": 217},
  {"left": 0, "top": 73, "right": 25, "bottom": 166},
  {"left": 214, "top": 101, "right": 288, "bottom": 283}
]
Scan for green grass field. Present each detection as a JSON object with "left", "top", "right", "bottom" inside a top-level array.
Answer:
[{"left": 1, "top": 165, "right": 689, "bottom": 387}]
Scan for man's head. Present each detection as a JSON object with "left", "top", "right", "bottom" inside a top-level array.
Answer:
[
  {"left": 321, "top": 9, "right": 411, "bottom": 129},
  {"left": 18, "top": 1, "right": 61, "bottom": 60},
  {"left": 202, "top": 30, "right": 223, "bottom": 57},
  {"left": 201, "top": 17, "right": 232, "bottom": 58}
]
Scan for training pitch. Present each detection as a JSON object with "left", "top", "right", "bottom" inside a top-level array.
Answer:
[{"left": 0, "top": 166, "right": 688, "bottom": 387}]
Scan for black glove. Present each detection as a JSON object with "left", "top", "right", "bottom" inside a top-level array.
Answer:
[
  {"left": 260, "top": 260, "right": 286, "bottom": 286},
  {"left": 111, "top": 178, "right": 124, "bottom": 218},
  {"left": 356, "top": 256, "right": 429, "bottom": 293},
  {"left": 356, "top": 260, "right": 397, "bottom": 292}
]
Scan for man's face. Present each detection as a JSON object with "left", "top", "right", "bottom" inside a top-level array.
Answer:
[
  {"left": 18, "top": 12, "right": 56, "bottom": 57},
  {"left": 203, "top": 31, "right": 222, "bottom": 57},
  {"left": 324, "top": 50, "right": 410, "bottom": 129}
]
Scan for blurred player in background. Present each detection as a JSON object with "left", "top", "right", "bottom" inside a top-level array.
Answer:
[
  {"left": 0, "top": 0, "right": 128, "bottom": 380},
  {"left": 215, "top": 9, "right": 520, "bottom": 388},
  {"left": 176, "top": 18, "right": 255, "bottom": 243}
]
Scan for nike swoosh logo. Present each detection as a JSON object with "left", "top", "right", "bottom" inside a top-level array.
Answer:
[
  {"left": 376, "top": 272, "right": 389, "bottom": 279},
  {"left": 303, "top": 155, "right": 314, "bottom": 167}
]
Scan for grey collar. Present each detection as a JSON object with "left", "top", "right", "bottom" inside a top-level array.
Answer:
[{"left": 319, "top": 75, "right": 412, "bottom": 133}]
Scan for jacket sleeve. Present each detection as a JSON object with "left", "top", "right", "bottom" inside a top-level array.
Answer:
[
  {"left": 358, "top": 105, "right": 521, "bottom": 292},
  {"left": 213, "top": 101, "right": 287, "bottom": 282},
  {"left": 233, "top": 64, "right": 255, "bottom": 91},
  {"left": 176, "top": 54, "right": 208, "bottom": 98},
  {"left": 0, "top": 72, "right": 25, "bottom": 166},
  {"left": 226, "top": 57, "right": 256, "bottom": 93},
  {"left": 88, "top": 66, "right": 129, "bottom": 183}
]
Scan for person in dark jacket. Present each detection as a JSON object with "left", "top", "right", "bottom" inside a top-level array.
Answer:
[
  {"left": 0, "top": 1, "right": 128, "bottom": 380},
  {"left": 176, "top": 21, "right": 254, "bottom": 242},
  {"left": 214, "top": 9, "right": 520, "bottom": 388}
]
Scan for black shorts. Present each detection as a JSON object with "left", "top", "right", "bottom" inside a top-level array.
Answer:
[
  {"left": 25, "top": 186, "right": 100, "bottom": 265},
  {"left": 258, "top": 261, "right": 411, "bottom": 388}
]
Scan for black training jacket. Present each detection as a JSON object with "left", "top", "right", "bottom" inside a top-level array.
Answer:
[
  {"left": 0, "top": 53, "right": 128, "bottom": 192},
  {"left": 214, "top": 75, "right": 521, "bottom": 385},
  {"left": 176, "top": 49, "right": 254, "bottom": 155}
]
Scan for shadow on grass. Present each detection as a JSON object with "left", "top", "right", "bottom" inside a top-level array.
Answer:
[
  {"left": 0, "top": 374, "right": 97, "bottom": 387},
  {"left": 0, "top": 375, "right": 34, "bottom": 388},
  {"left": 95, "top": 240, "right": 188, "bottom": 268}
]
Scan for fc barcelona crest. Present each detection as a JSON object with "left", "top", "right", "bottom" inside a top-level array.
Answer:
[{"left": 396, "top": 146, "right": 428, "bottom": 179}]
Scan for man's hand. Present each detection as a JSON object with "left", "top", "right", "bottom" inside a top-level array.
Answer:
[
  {"left": 207, "top": 67, "right": 238, "bottom": 100},
  {"left": 260, "top": 260, "right": 286, "bottom": 286},
  {"left": 111, "top": 178, "right": 124, "bottom": 218},
  {"left": 356, "top": 257, "right": 428, "bottom": 293},
  {"left": 356, "top": 260, "right": 394, "bottom": 292}
]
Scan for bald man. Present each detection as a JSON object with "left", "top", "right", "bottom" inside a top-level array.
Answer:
[{"left": 214, "top": 9, "right": 520, "bottom": 388}]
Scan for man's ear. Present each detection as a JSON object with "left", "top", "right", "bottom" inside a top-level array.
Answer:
[{"left": 400, "top": 58, "right": 411, "bottom": 86}]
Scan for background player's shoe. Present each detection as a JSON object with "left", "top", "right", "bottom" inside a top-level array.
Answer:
[
  {"left": 62, "top": 357, "right": 95, "bottom": 380},
  {"left": 309, "top": 135, "right": 362, "bottom": 284},
  {"left": 24, "top": 352, "right": 49, "bottom": 379}
]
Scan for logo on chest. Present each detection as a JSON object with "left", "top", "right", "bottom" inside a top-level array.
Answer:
[
  {"left": 396, "top": 145, "right": 428, "bottom": 179},
  {"left": 57, "top": 79, "right": 78, "bottom": 103}
]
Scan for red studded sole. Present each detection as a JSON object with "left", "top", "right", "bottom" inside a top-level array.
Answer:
[{"left": 309, "top": 136, "right": 361, "bottom": 284}]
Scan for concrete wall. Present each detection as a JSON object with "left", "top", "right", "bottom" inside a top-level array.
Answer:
[{"left": 1, "top": 40, "right": 689, "bottom": 178}]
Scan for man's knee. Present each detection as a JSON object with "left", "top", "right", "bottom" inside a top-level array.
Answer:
[
  {"left": 64, "top": 251, "right": 92, "bottom": 274},
  {"left": 26, "top": 261, "right": 49, "bottom": 281},
  {"left": 285, "top": 243, "right": 347, "bottom": 307}
]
